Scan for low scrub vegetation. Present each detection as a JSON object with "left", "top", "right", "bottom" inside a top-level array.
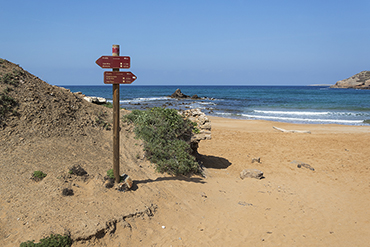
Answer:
[
  {"left": 0, "top": 87, "right": 17, "bottom": 119},
  {"left": 20, "top": 234, "right": 72, "bottom": 247},
  {"left": 32, "top": 171, "right": 47, "bottom": 182},
  {"left": 124, "top": 107, "right": 200, "bottom": 176}
]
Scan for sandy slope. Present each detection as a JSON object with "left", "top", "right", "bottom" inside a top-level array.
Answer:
[{"left": 71, "top": 117, "right": 370, "bottom": 246}]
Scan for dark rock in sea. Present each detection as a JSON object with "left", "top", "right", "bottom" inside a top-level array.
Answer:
[
  {"left": 169, "top": 89, "right": 207, "bottom": 100},
  {"left": 170, "top": 89, "right": 190, "bottom": 99},
  {"left": 330, "top": 71, "right": 370, "bottom": 89}
]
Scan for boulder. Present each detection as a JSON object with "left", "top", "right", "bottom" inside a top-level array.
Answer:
[
  {"left": 169, "top": 89, "right": 206, "bottom": 100},
  {"left": 115, "top": 174, "right": 133, "bottom": 191},
  {"left": 180, "top": 108, "right": 212, "bottom": 153},
  {"left": 170, "top": 89, "right": 190, "bottom": 99},
  {"left": 69, "top": 164, "right": 87, "bottom": 176},
  {"left": 83, "top": 96, "right": 107, "bottom": 104},
  {"left": 240, "top": 169, "right": 264, "bottom": 180}
]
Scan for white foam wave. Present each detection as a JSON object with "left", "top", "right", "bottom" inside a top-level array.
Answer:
[
  {"left": 198, "top": 102, "right": 217, "bottom": 105},
  {"left": 132, "top": 97, "right": 169, "bottom": 102},
  {"left": 241, "top": 114, "right": 363, "bottom": 124},
  {"left": 254, "top": 110, "right": 329, "bottom": 116},
  {"left": 118, "top": 97, "right": 169, "bottom": 104},
  {"left": 215, "top": 112, "right": 233, "bottom": 116}
]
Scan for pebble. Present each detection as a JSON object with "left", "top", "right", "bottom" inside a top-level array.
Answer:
[{"left": 162, "top": 226, "right": 166, "bottom": 229}]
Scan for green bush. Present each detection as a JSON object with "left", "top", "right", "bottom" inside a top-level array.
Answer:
[
  {"left": 33, "top": 171, "right": 47, "bottom": 179},
  {"left": 106, "top": 169, "right": 115, "bottom": 179},
  {"left": 20, "top": 234, "right": 72, "bottom": 247},
  {"left": 0, "top": 72, "right": 19, "bottom": 86},
  {"left": 124, "top": 107, "right": 200, "bottom": 176},
  {"left": 0, "top": 87, "right": 17, "bottom": 120},
  {"left": 102, "top": 102, "right": 113, "bottom": 108}
]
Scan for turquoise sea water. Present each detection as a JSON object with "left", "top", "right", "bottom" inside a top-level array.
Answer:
[{"left": 62, "top": 85, "right": 370, "bottom": 126}]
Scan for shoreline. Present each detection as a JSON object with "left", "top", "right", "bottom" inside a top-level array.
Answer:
[
  {"left": 207, "top": 116, "right": 370, "bottom": 133},
  {"left": 194, "top": 113, "right": 370, "bottom": 246},
  {"left": 63, "top": 85, "right": 370, "bottom": 127}
]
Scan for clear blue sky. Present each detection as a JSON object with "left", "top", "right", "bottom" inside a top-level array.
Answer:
[{"left": 1, "top": 0, "right": 369, "bottom": 86}]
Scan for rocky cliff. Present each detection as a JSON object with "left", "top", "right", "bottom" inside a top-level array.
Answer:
[{"left": 330, "top": 71, "right": 370, "bottom": 89}]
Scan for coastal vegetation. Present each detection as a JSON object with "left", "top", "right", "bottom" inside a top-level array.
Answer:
[
  {"left": 0, "top": 86, "right": 17, "bottom": 120},
  {"left": 102, "top": 102, "right": 113, "bottom": 108},
  {"left": 32, "top": 170, "right": 47, "bottom": 181},
  {"left": 106, "top": 168, "right": 115, "bottom": 180},
  {"left": 20, "top": 234, "right": 72, "bottom": 247},
  {"left": 124, "top": 107, "right": 200, "bottom": 176}
]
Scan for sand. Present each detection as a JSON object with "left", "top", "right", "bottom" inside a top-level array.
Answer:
[
  {"left": 76, "top": 117, "right": 370, "bottom": 246},
  {"left": 2, "top": 115, "right": 370, "bottom": 246}
]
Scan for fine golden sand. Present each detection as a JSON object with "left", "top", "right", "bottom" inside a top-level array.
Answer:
[{"left": 87, "top": 116, "right": 370, "bottom": 246}]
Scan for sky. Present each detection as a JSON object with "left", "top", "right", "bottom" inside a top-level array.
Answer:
[{"left": 1, "top": 0, "right": 369, "bottom": 86}]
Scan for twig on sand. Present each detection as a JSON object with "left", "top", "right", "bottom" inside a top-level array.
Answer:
[{"left": 273, "top": 126, "right": 311, "bottom": 134}]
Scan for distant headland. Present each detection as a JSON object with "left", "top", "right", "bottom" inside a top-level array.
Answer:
[{"left": 330, "top": 71, "right": 370, "bottom": 89}]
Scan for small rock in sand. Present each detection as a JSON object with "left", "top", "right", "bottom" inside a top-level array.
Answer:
[{"left": 240, "top": 169, "right": 264, "bottom": 180}]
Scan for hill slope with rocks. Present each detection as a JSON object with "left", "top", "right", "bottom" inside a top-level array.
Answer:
[
  {"left": 0, "top": 58, "right": 109, "bottom": 141},
  {"left": 330, "top": 71, "right": 370, "bottom": 89}
]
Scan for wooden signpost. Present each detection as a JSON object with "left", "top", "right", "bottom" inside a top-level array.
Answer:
[
  {"left": 104, "top": 71, "right": 137, "bottom": 84},
  {"left": 96, "top": 56, "right": 130, "bottom": 69},
  {"left": 96, "top": 45, "right": 137, "bottom": 183}
]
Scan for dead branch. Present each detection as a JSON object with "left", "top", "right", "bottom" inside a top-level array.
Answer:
[{"left": 273, "top": 126, "right": 311, "bottom": 134}]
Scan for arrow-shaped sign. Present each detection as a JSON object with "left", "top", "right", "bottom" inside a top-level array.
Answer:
[
  {"left": 104, "top": 71, "right": 137, "bottom": 84},
  {"left": 96, "top": 56, "right": 130, "bottom": 69}
]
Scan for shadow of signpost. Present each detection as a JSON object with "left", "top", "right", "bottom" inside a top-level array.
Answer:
[{"left": 131, "top": 154, "right": 231, "bottom": 191}]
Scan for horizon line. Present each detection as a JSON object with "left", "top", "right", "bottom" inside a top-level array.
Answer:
[{"left": 56, "top": 84, "right": 333, "bottom": 87}]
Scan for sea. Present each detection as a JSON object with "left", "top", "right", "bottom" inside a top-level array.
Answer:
[{"left": 61, "top": 85, "right": 370, "bottom": 126}]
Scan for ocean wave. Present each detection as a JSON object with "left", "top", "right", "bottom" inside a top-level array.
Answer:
[
  {"left": 132, "top": 97, "right": 169, "bottom": 102},
  {"left": 254, "top": 110, "right": 329, "bottom": 115},
  {"left": 241, "top": 114, "right": 363, "bottom": 124},
  {"left": 198, "top": 102, "right": 217, "bottom": 105},
  {"left": 214, "top": 112, "right": 234, "bottom": 116},
  {"left": 118, "top": 97, "right": 169, "bottom": 104}
]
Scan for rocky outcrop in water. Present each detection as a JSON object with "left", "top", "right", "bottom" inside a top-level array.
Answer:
[
  {"left": 170, "top": 89, "right": 204, "bottom": 99},
  {"left": 330, "top": 71, "right": 370, "bottom": 89}
]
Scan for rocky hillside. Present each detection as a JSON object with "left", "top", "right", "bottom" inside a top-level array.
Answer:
[
  {"left": 0, "top": 58, "right": 114, "bottom": 145},
  {"left": 0, "top": 58, "right": 151, "bottom": 245},
  {"left": 330, "top": 71, "right": 370, "bottom": 89}
]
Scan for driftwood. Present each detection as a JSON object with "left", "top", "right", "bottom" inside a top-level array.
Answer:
[{"left": 273, "top": 126, "right": 311, "bottom": 134}]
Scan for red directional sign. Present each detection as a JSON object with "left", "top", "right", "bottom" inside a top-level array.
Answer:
[
  {"left": 104, "top": 71, "right": 137, "bottom": 84},
  {"left": 96, "top": 56, "right": 130, "bottom": 69}
]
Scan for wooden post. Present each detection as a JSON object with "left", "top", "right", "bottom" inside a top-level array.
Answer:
[{"left": 112, "top": 44, "right": 120, "bottom": 183}]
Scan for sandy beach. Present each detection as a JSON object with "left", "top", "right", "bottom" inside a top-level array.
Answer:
[{"left": 74, "top": 116, "right": 370, "bottom": 246}]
